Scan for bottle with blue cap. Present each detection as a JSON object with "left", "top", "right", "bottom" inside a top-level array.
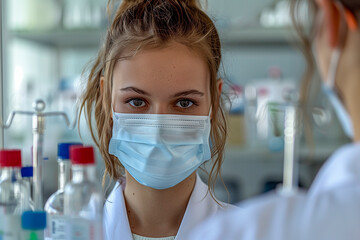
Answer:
[
  {"left": 64, "top": 146, "right": 103, "bottom": 240},
  {"left": 22, "top": 211, "right": 47, "bottom": 240},
  {"left": 21, "top": 165, "right": 35, "bottom": 210},
  {"left": 44, "top": 143, "right": 82, "bottom": 240},
  {"left": 0, "top": 149, "right": 31, "bottom": 240}
]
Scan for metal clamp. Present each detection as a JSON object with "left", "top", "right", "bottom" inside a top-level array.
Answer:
[{"left": 1, "top": 99, "right": 78, "bottom": 210}]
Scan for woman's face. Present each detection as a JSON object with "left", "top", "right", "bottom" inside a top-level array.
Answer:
[{"left": 111, "top": 42, "right": 211, "bottom": 116}]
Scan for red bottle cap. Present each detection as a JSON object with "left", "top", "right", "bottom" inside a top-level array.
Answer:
[
  {"left": 70, "top": 146, "right": 95, "bottom": 165},
  {"left": 0, "top": 150, "right": 22, "bottom": 167}
]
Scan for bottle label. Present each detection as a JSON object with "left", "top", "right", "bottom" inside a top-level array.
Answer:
[
  {"left": 0, "top": 214, "right": 22, "bottom": 240},
  {"left": 44, "top": 215, "right": 67, "bottom": 240},
  {"left": 65, "top": 218, "right": 103, "bottom": 240}
]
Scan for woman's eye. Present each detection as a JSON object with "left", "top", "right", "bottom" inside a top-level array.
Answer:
[
  {"left": 176, "top": 99, "right": 194, "bottom": 108},
  {"left": 128, "top": 99, "right": 146, "bottom": 108}
]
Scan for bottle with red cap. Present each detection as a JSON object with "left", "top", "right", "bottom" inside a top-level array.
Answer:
[
  {"left": 64, "top": 146, "right": 103, "bottom": 240},
  {"left": 0, "top": 149, "right": 31, "bottom": 239},
  {"left": 44, "top": 142, "right": 82, "bottom": 240}
]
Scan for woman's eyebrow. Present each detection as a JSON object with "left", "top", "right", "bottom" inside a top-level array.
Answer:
[
  {"left": 120, "top": 87, "right": 204, "bottom": 97},
  {"left": 120, "top": 87, "right": 150, "bottom": 96},
  {"left": 173, "top": 90, "right": 204, "bottom": 97}
]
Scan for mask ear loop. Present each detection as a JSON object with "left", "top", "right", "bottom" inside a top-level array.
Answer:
[{"left": 326, "top": 48, "right": 341, "bottom": 89}]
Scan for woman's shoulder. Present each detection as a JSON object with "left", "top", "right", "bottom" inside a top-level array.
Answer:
[
  {"left": 310, "top": 143, "right": 360, "bottom": 194},
  {"left": 329, "top": 143, "right": 360, "bottom": 161}
]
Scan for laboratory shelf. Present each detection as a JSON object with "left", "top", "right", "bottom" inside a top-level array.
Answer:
[
  {"left": 220, "top": 26, "right": 300, "bottom": 46},
  {"left": 8, "top": 29, "right": 106, "bottom": 48},
  {"left": 8, "top": 27, "right": 299, "bottom": 48}
]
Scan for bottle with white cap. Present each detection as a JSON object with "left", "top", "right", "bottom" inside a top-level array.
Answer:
[
  {"left": 0, "top": 149, "right": 30, "bottom": 240},
  {"left": 44, "top": 143, "right": 82, "bottom": 240},
  {"left": 64, "top": 146, "right": 103, "bottom": 240}
]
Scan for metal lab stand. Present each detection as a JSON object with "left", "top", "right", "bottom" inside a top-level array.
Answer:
[
  {"left": 1, "top": 99, "right": 77, "bottom": 210},
  {"left": 281, "top": 105, "right": 302, "bottom": 194}
]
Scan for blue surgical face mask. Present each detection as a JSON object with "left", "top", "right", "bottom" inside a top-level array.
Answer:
[
  {"left": 108, "top": 111, "right": 211, "bottom": 189},
  {"left": 322, "top": 48, "right": 354, "bottom": 139}
]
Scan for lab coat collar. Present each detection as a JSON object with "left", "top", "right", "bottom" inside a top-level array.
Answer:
[
  {"left": 175, "top": 174, "right": 226, "bottom": 239},
  {"left": 104, "top": 179, "right": 133, "bottom": 240},
  {"left": 103, "top": 174, "right": 230, "bottom": 240}
]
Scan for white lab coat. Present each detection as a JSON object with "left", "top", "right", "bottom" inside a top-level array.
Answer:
[
  {"left": 187, "top": 143, "right": 360, "bottom": 240},
  {"left": 103, "top": 173, "right": 236, "bottom": 240}
]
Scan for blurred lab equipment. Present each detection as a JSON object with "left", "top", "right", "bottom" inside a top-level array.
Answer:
[
  {"left": 56, "top": 77, "right": 81, "bottom": 128},
  {"left": 7, "top": 0, "right": 60, "bottom": 31},
  {"left": 44, "top": 142, "right": 82, "bottom": 240},
  {"left": 227, "top": 84, "right": 245, "bottom": 114},
  {"left": 260, "top": 0, "right": 292, "bottom": 28},
  {"left": 63, "top": 0, "right": 106, "bottom": 29},
  {"left": 226, "top": 84, "right": 246, "bottom": 147},
  {"left": 1, "top": 99, "right": 77, "bottom": 210},
  {"left": 259, "top": 0, "right": 310, "bottom": 28},
  {"left": 21, "top": 211, "right": 47, "bottom": 240},
  {"left": 7, "top": 0, "right": 107, "bottom": 31},
  {"left": 281, "top": 105, "right": 302, "bottom": 193},
  {"left": 0, "top": 149, "right": 31, "bottom": 239},
  {"left": 64, "top": 146, "right": 103, "bottom": 240},
  {"left": 244, "top": 67, "right": 297, "bottom": 151}
]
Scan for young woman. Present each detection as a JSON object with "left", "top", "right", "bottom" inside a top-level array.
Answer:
[
  {"left": 80, "top": 0, "right": 236, "bottom": 239},
  {"left": 188, "top": 0, "right": 360, "bottom": 239}
]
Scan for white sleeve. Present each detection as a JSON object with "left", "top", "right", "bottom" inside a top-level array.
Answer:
[{"left": 186, "top": 192, "right": 307, "bottom": 240}]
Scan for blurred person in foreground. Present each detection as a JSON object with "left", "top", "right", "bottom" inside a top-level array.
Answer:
[{"left": 187, "top": 0, "right": 360, "bottom": 239}]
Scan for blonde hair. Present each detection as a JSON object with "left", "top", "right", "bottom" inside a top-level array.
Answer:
[{"left": 80, "top": 0, "right": 227, "bottom": 199}]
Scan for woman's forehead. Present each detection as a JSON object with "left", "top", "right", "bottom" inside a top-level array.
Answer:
[{"left": 112, "top": 43, "right": 210, "bottom": 94}]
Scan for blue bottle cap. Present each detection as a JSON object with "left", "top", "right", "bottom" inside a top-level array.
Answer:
[
  {"left": 21, "top": 166, "right": 33, "bottom": 178},
  {"left": 58, "top": 142, "right": 82, "bottom": 160},
  {"left": 21, "top": 211, "right": 47, "bottom": 230}
]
